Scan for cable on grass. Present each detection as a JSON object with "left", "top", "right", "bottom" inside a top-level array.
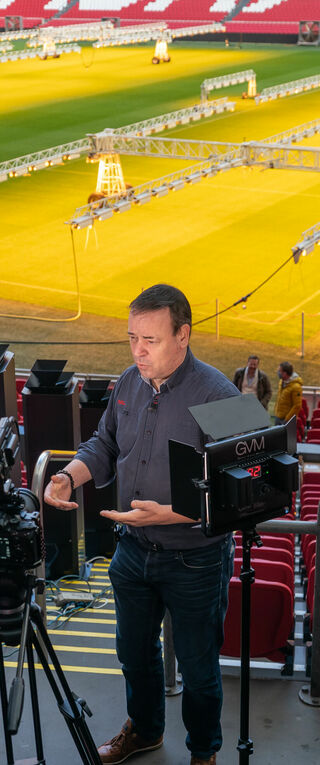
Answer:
[{"left": 193, "top": 253, "right": 295, "bottom": 327}]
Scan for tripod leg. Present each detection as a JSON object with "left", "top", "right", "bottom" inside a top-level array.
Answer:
[
  {"left": 30, "top": 608, "right": 101, "bottom": 765},
  {"left": 26, "top": 636, "right": 45, "bottom": 764},
  {"left": 0, "top": 642, "right": 14, "bottom": 765}
]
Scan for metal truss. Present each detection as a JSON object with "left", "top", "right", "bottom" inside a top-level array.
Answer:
[
  {"left": 201, "top": 69, "right": 256, "bottom": 101},
  {"left": 68, "top": 137, "right": 320, "bottom": 227},
  {"left": 0, "top": 43, "right": 80, "bottom": 63},
  {"left": 241, "top": 142, "right": 320, "bottom": 171},
  {"left": 292, "top": 221, "right": 320, "bottom": 262},
  {"left": 67, "top": 152, "right": 243, "bottom": 228},
  {"left": 0, "top": 138, "right": 90, "bottom": 180},
  {"left": 2, "top": 117, "right": 320, "bottom": 183},
  {"left": 113, "top": 99, "right": 235, "bottom": 137},
  {"left": 87, "top": 132, "right": 242, "bottom": 162},
  {"left": 255, "top": 73, "right": 320, "bottom": 104},
  {"left": 38, "top": 21, "right": 114, "bottom": 43},
  {"left": 263, "top": 118, "right": 320, "bottom": 144},
  {"left": 94, "top": 22, "right": 225, "bottom": 48}
]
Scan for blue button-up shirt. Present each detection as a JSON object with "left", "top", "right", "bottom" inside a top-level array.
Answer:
[{"left": 75, "top": 347, "right": 239, "bottom": 548}]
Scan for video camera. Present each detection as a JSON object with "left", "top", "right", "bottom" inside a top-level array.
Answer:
[
  {"left": 0, "top": 416, "right": 43, "bottom": 573},
  {"left": 169, "top": 395, "right": 299, "bottom": 535}
]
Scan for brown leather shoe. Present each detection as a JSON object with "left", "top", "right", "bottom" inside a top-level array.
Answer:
[
  {"left": 98, "top": 719, "right": 163, "bottom": 764},
  {"left": 190, "top": 755, "right": 216, "bottom": 765}
]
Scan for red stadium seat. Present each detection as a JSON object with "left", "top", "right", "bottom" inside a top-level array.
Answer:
[
  {"left": 235, "top": 545, "right": 294, "bottom": 569},
  {"left": 307, "top": 566, "right": 315, "bottom": 619},
  {"left": 306, "top": 429, "right": 320, "bottom": 443},
  {"left": 301, "top": 398, "right": 309, "bottom": 419},
  {"left": 236, "top": 533, "right": 294, "bottom": 554},
  {"left": 302, "top": 472, "right": 320, "bottom": 485},
  {"left": 16, "top": 377, "right": 27, "bottom": 394},
  {"left": 233, "top": 558, "right": 294, "bottom": 594},
  {"left": 222, "top": 578, "right": 294, "bottom": 662}
]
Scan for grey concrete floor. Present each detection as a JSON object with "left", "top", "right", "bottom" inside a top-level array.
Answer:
[{"left": 1, "top": 668, "right": 319, "bottom": 765}]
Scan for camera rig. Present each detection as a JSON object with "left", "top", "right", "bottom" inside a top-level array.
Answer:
[{"left": 0, "top": 417, "right": 42, "bottom": 575}]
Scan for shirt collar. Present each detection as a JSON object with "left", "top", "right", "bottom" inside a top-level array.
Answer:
[{"left": 140, "top": 346, "right": 194, "bottom": 393}]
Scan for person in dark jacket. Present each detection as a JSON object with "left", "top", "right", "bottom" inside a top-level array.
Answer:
[
  {"left": 44, "top": 284, "right": 239, "bottom": 765},
  {"left": 233, "top": 355, "right": 272, "bottom": 410}
]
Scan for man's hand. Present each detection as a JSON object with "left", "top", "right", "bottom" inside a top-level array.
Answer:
[
  {"left": 44, "top": 474, "right": 78, "bottom": 511},
  {"left": 100, "top": 499, "right": 196, "bottom": 526}
]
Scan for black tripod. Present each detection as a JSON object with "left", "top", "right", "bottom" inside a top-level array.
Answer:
[
  {"left": 236, "top": 527, "right": 263, "bottom": 765},
  {"left": 0, "top": 573, "right": 102, "bottom": 765}
]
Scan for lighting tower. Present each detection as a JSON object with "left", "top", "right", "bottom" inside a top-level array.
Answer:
[
  {"left": 152, "top": 31, "right": 171, "bottom": 64},
  {"left": 87, "top": 151, "right": 127, "bottom": 202}
]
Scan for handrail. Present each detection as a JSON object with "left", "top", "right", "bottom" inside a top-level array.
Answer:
[
  {"left": 257, "top": 513, "right": 320, "bottom": 701},
  {"left": 31, "top": 450, "right": 78, "bottom": 619}
]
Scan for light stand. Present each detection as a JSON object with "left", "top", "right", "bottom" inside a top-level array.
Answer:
[
  {"left": 169, "top": 395, "right": 299, "bottom": 764},
  {"left": 237, "top": 528, "right": 263, "bottom": 764}
]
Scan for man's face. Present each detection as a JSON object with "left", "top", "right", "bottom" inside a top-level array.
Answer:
[
  {"left": 128, "top": 308, "right": 190, "bottom": 387},
  {"left": 247, "top": 358, "right": 259, "bottom": 374}
]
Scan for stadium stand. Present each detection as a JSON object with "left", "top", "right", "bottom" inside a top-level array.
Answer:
[
  {"left": 1, "top": 0, "right": 318, "bottom": 39},
  {"left": 0, "top": 0, "right": 227, "bottom": 29},
  {"left": 228, "top": 0, "right": 320, "bottom": 36}
]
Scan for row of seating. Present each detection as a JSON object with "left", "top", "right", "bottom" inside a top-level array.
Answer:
[
  {"left": 1, "top": 0, "right": 317, "bottom": 31},
  {"left": 297, "top": 400, "right": 320, "bottom": 444},
  {"left": 299, "top": 470, "right": 319, "bottom": 632},
  {"left": 239, "top": 0, "right": 320, "bottom": 22}
]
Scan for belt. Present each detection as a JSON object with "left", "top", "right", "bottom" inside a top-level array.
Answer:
[{"left": 128, "top": 532, "right": 164, "bottom": 552}]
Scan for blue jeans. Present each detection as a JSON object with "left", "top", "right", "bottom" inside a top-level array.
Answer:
[{"left": 108, "top": 531, "right": 235, "bottom": 759}]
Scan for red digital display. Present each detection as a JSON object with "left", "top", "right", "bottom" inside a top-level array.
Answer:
[{"left": 246, "top": 465, "right": 262, "bottom": 479}]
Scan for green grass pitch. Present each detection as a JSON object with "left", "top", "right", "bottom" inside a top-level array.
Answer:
[{"left": 1, "top": 42, "right": 320, "bottom": 347}]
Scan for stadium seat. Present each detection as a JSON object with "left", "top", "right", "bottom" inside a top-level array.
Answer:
[
  {"left": 235, "top": 544, "right": 294, "bottom": 568},
  {"left": 222, "top": 578, "right": 294, "bottom": 662},
  {"left": 306, "top": 565, "right": 315, "bottom": 620},
  {"left": 301, "top": 472, "right": 320, "bottom": 485},
  {"left": 233, "top": 557, "right": 294, "bottom": 594},
  {"left": 302, "top": 398, "right": 309, "bottom": 419},
  {"left": 306, "top": 429, "right": 320, "bottom": 443},
  {"left": 16, "top": 376, "right": 27, "bottom": 394}
]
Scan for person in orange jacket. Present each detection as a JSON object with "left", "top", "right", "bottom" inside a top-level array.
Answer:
[{"left": 274, "top": 361, "right": 303, "bottom": 424}]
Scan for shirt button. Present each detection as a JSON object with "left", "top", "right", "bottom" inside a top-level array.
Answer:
[
  {"left": 135, "top": 490, "right": 140, "bottom": 496},
  {"left": 146, "top": 430, "right": 151, "bottom": 435},
  {"left": 141, "top": 460, "right": 146, "bottom": 465}
]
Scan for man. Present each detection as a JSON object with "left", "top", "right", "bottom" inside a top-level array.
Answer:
[
  {"left": 274, "top": 361, "right": 303, "bottom": 425},
  {"left": 233, "top": 355, "right": 272, "bottom": 410},
  {"left": 44, "top": 284, "right": 239, "bottom": 765}
]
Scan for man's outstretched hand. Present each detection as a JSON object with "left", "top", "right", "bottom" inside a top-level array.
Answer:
[
  {"left": 100, "top": 499, "right": 196, "bottom": 526},
  {"left": 44, "top": 474, "right": 78, "bottom": 511}
]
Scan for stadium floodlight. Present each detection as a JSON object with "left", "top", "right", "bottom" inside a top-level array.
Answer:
[
  {"left": 291, "top": 223, "right": 320, "bottom": 262},
  {"left": 33, "top": 161, "right": 49, "bottom": 171},
  {"left": 71, "top": 214, "right": 94, "bottom": 230},
  {"left": 132, "top": 190, "right": 152, "bottom": 205},
  {"left": 169, "top": 178, "right": 185, "bottom": 191},
  {"left": 48, "top": 157, "right": 64, "bottom": 166},
  {"left": 201, "top": 166, "right": 217, "bottom": 178},
  {"left": 94, "top": 207, "right": 113, "bottom": 221},
  {"left": 151, "top": 184, "right": 169, "bottom": 197},
  {"left": 185, "top": 171, "right": 202, "bottom": 184},
  {"left": 114, "top": 200, "right": 131, "bottom": 213}
]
